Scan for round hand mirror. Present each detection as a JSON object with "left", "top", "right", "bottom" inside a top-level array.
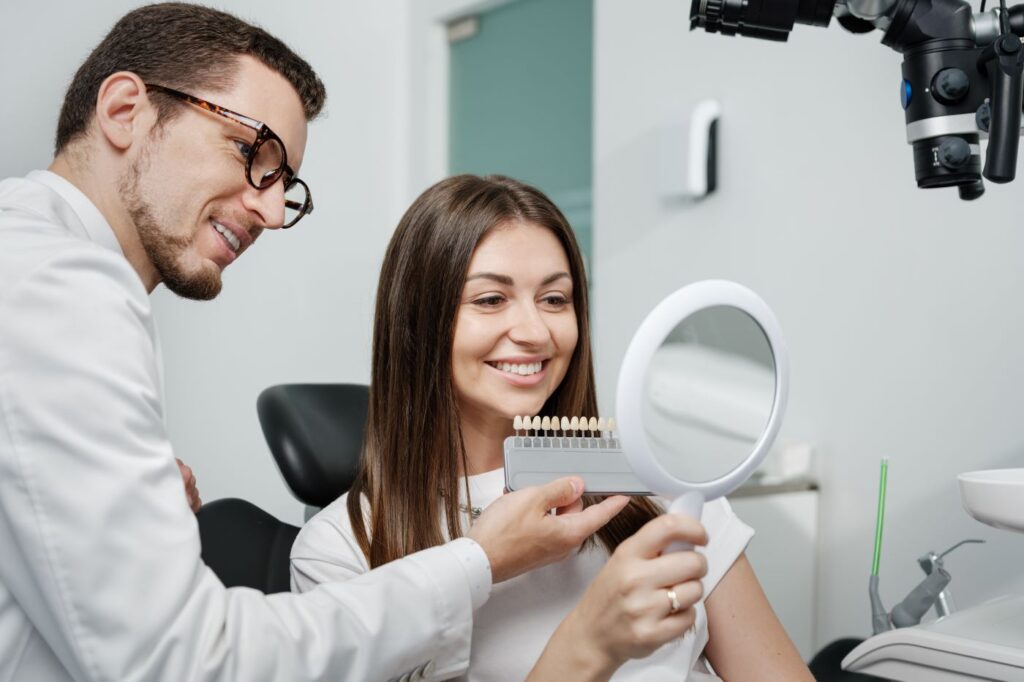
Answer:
[{"left": 616, "top": 280, "right": 789, "bottom": 549}]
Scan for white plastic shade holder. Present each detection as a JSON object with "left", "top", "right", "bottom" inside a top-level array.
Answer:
[{"left": 508, "top": 434, "right": 621, "bottom": 450}]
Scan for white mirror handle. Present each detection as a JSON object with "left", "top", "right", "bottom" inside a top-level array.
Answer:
[{"left": 665, "top": 491, "right": 705, "bottom": 553}]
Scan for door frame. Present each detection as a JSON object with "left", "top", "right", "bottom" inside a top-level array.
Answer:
[{"left": 404, "top": 0, "right": 519, "bottom": 203}]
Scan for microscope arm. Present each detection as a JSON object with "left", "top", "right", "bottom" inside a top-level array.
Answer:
[{"left": 980, "top": 8, "right": 1024, "bottom": 182}]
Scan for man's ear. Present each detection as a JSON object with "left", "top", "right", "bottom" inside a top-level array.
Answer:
[{"left": 94, "top": 72, "right": 156, "bottom": 152}]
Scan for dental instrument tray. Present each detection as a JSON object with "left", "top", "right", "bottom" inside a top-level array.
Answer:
[
  {"left": 842, "top": 594, "right": 1024, "bottom": 681},
  {"left": 843, "top": 468, "right": 1024, "bottom": 680}
]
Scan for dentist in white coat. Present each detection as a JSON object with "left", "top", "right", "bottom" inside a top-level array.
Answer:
[{"left": 0, "top": 5, "right": 656, "bottom": 681}]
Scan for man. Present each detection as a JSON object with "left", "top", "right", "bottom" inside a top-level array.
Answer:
[{"left": 0, "top": 4, "right": 644, "bottom": 680}]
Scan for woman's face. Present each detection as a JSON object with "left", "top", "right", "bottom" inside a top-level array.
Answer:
[{"left": 452, "top": 220, "right": 579, "bottom": 431}]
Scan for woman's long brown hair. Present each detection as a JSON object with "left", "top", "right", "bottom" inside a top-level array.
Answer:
[{"left": 347, "top": 174, "right": 660, "bottom": 568}]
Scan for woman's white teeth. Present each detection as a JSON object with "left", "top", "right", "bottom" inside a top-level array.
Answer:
[
  {"left": 213, "top": 221, "right": 240, "bottom": 251},
  {"left": 496, "top": 361, "right": 542, "bottom": 376}
]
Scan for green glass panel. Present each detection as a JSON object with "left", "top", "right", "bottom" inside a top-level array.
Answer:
[{"left": 449, "top": 0, "right": 592, "bottom": 262}]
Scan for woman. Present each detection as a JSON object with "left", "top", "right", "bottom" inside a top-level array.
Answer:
[{"left": 291, "top": 175, "right": 811, "bottom": 681}]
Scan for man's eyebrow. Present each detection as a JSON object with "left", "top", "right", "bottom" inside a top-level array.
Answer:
[{"left": 464, "top": 271, "right": 572, "bottom": 286}]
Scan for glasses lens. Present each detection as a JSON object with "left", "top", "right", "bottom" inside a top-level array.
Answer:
[
  {"left": 249, "top": 137, "right": 285, "bottom": 188},
  {"left": 283, "top": 180, "right": 311, "bottom": 228}
]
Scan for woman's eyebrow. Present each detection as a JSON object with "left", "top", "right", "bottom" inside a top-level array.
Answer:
[
  {"left": 465, "top": 272, "right": 513, "bottom": 285},
  {"left": 464, "top": 271, "right": 571, "bottom": 286},
  {"left": 540, "top": 272, "right": 571, "bottom": 286}
]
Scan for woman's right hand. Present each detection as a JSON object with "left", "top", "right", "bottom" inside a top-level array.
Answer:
[{"left": 527, "top": 513, "right": 709, "bottom": 682}]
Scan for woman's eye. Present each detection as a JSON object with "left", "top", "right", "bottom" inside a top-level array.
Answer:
[
  {"left": 233, "top": 140, "right": 253, "bottom": 158},
  {"left": 541, "top": 294, "right": 570, "bottom": 308},
  {"left": 472, "top": 295, "right": 505, "bottom": 307}
]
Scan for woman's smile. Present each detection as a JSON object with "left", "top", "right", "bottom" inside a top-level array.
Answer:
[{"left": 484, "top": 357, "right": 550, "bottom": 386}]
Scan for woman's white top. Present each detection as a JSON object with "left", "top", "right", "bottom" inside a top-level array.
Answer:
[{"left": 292, "top": 468, "right": 753, "bottom": 681}]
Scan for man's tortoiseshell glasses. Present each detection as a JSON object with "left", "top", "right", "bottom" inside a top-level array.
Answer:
[{"left": 145, "top": 83, "right": 313, "bottom": 229}]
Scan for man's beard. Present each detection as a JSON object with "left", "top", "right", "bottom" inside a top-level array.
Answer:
[{"left": 121, "top": 156, "right": 223, "bottom": 301}]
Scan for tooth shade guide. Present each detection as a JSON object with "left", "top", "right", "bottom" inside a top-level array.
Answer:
[
  {"left": 499, "top": 419, "right": 626, "bottom": 489},
  {"left": 502, "top": 417, "right": 623, "bottom": 449}
]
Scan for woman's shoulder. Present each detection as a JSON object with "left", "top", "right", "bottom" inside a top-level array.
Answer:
[
  {"left": 702, "top": 496, "right": 750, "bottom": 537},
  {"left": 699, "top": 496, "right": 754, "bottom": 595},
  {"left": 648, "top": 496, "right": 748, "bottom": 537},
  {"left": 289, "top": 491, "right": 372, "bottom": 591}
]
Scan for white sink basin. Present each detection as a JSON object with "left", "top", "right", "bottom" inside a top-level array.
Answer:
[{"left": 958, "top": 469, "right": 1024, "bottom": 533}]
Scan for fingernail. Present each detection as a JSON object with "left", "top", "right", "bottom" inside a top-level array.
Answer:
[{"left": 570, "top": 478, "right": 582, "bottom": 495}]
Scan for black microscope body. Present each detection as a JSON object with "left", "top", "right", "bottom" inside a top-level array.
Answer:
[{"left": 690, "top": 0, "right": 1024, "bottom": 199}]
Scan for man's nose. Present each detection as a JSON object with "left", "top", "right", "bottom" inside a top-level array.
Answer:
[{"left": 241, "top": 178, "right": 286, "bottom": 229}]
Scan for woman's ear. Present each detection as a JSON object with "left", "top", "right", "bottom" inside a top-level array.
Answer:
[{"left": 94, "top": 71, "right": 156, "bottom": 152}]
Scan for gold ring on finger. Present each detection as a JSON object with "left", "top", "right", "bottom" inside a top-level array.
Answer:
[{"left": 666, "top": 588, "right": 682, "bottom": 614}]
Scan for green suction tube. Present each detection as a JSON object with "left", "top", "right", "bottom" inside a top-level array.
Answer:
[
  {"left": 869, "top": 458, "right": 891, "bottom": 634},
  {"left": 872, "top": 458, "right": 888, "bottom": 577}
]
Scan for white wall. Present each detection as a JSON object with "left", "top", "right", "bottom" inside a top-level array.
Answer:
[
  {"left": 0, "top": 1, "right": 410, "bottom": 525},
  {"left": 593, "top": 0, "right": 1024, "bottom": 650},
  {"left": 7, "top": 0, "right": 1024, "bottom": 654}
]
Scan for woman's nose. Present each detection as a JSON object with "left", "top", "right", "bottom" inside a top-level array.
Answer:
[{"left": 508, "top": 303, "right": 551, "bottom": 345}]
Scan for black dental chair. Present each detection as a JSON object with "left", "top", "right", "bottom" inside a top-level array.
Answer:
[{"left": 196, "top": 383, "right": 369, "bottom": 593}]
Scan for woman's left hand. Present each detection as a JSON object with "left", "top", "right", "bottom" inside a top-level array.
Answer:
[{"left": 527, "top": 513, "right": 708, "bottom": 681}]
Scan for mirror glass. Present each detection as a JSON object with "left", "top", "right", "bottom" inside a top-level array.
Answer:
[{"left": 641, "top": 305, "right": 776, "bottom": 483}]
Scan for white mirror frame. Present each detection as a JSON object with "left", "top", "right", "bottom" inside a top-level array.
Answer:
[{"left": 616, "top": 280, "right": 789, "bottom": 503}]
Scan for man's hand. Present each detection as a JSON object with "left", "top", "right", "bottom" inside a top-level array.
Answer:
[
  {"left": 528, "top": 513, "right": 709, "bottom": 681},
  {"left": 175, "top": 458, "right": 201, "bottom": 514},
  {"left": 467, "top": 476, "right": 629, "bottom": 583}
]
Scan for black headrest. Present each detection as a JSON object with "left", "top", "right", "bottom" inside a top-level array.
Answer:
[{"left": 256, "top": 383, "right": 368, "bottom": 508}]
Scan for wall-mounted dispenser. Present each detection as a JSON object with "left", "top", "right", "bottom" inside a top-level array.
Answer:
[{"left": 658, "top": 98, "right": 721, "bottom": 202}]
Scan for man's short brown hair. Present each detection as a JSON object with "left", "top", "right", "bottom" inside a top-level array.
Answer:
[{"left": 55, "top": 2, "right": 327, "bottom": 155}]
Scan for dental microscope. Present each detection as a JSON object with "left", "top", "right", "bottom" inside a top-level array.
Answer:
[{"left": 689, "top": 0, "right": 1024, "bottom": 200}]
